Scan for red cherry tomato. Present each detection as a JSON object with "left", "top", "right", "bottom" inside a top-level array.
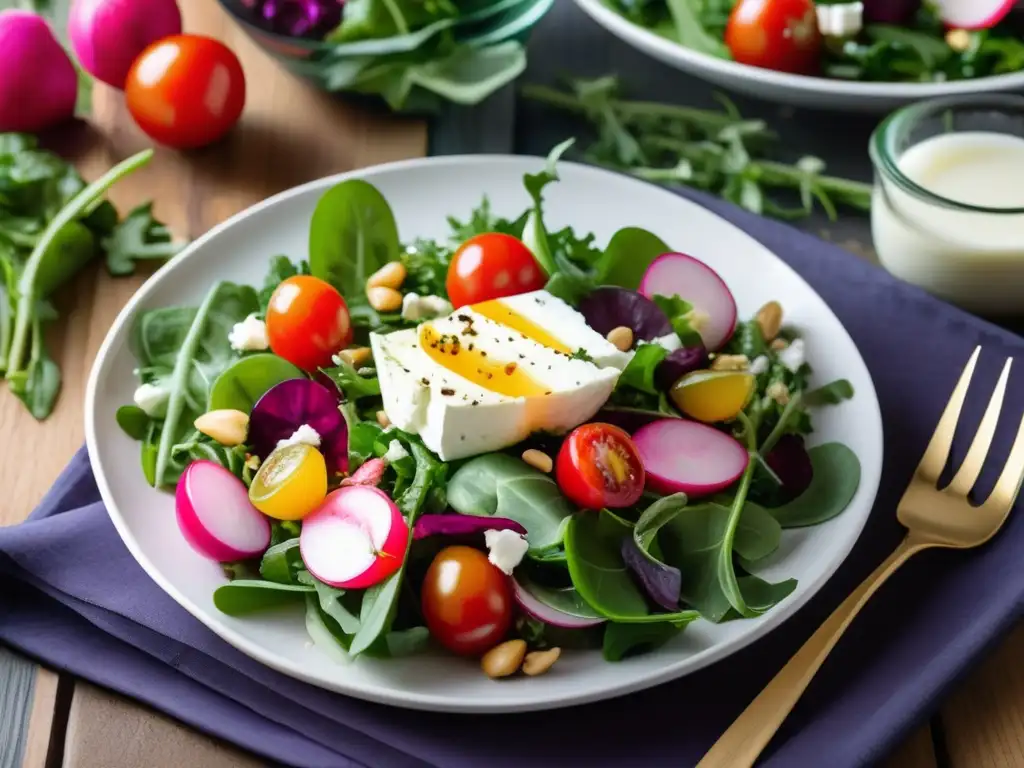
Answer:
[
  {"left": 126, "top": 34, "right": 246, "bottom": 149},
  {"left": 724, "top": 0, "right": 821, "bottom": 75},
  {"left": 556, "top": 423, "right": 646, "bottom": 510},
  {"left": 265, "top": 275, "right": 353, "bottom": 372},
  {"left": 421, "top": 545, "right": 513, "bottom": 656},
  {"left": 445, "top": 233, "right": 546, "bottom": 309}
]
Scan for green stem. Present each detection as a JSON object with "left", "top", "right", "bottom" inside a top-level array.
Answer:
[
  {"left": 759, "top": 391, "right": 803, "bottom": 457},
  {"left": 717, "top": 411, "right": 759, "bottom": 618}
]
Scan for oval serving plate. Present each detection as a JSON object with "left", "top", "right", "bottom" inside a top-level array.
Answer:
[{"left": 85, "top": 155, "right": 883, "bottom": 713}]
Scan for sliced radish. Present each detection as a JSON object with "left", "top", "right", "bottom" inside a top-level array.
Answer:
[
  {"left": 633, "top": 419, "right": 749, "bottom": 497},
  {"left": 639, "top": 253, "right": 737, "bottom": 351},
  {"left": 934, "top": 0, "right": 1014, "bottom": 29},
  {"left": 300, "top": 486, "right": 408, "bottom": 590},
  {"left": 512, "top": 575, "right": 606, "bottom": 629},
  {"left": 176, "top": 460, "right": 271, "bottom": 562}
]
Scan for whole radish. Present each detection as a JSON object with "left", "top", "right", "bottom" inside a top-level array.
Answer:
[
  {"left": 69, "top": 0, "right": 182, "bottom": 89},
  {"left": 0, "top": 11, "right": 78, "bottom": 133}
]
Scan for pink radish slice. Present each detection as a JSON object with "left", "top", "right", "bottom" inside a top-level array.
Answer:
[
  {"left": 633, "top": 419, "right": 749, "bottom": 498},
  {"left": 512, "top": 577, "right": 606, "bottom": 629},
  {"left": 934, "top": 0, "right": 1014, "bottom": 29},
  {"left": 176, "top": 460, "right": 271, "bottom": 562},
  {"left": 639, "top": 253, "right": 738, "bottom": 351},
  {"left": 300, "top": 486, "right": 409, "bottom": 590}
]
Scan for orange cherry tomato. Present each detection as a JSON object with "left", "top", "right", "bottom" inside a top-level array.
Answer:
[
  {"left": 126, "top": 34, "right": 246, "bottom": 149},
  {"left": 266, "top": 275, "right": 353, "bottom": 372},
  {"left": 445, "top": 233, "right": 546, "bottom": 309},
  {"left": 724, "top": 0, "right": 821, "bottom": 75},
  {"left": 421, "top": 545, "right": 513, "bottom": 656},
  {"left": 556, "top": 423, "right": 646, "bottom": 510}
]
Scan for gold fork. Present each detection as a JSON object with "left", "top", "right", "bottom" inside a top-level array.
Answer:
[{"left": 697, "top": 346, "right": 1024, "bottom": 768}]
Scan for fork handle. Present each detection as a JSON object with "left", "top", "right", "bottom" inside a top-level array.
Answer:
[{"left": 696, "top": 535, "right": 929, "bottom": 768}]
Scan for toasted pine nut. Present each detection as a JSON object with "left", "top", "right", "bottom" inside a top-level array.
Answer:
[
  {"left": 946, "top": 28, "right": 971, "bottom": 52},
  {"left": 710, "top": 354, "right": 749, "bottom": 372},
  {"left": 606, "top": 326, "right": 633, "bottom": 352},
  {"left": 522, "top": 647, "right": 560, "bottom": 676},
  {"left": 756, "top": 301, "right": 783, "bottom": 342},
  {"left": 481, "top": 640, "right": 527, "bottom": 679},
  {"left": 338, "top": 346, "right": 371, "bottom": 368},
  {"left": 375, "top": 410, "right": 391, "bottom": 428},
  {"left": 766, "top": 381, "right": 790, "bottom": 406},
  {"left": 195, "top": 409, "right": 249, "bottom": 446},
  {"left": 770, "top": 338, "right": 789, "bottom": 352},
  {"left": 367, "top": 262, "right": 407, "bottom": 290},
  {"left": 522, "top": 448, "right": 553, "bottom": 474},
  {"left": 367, "top": 286, "right": 403, "bottom": 313}
]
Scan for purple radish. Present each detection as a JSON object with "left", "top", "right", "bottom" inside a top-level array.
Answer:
[
  {"left": 175, "top": 460, "right": 271, "bottom": 562},
  {"left": 512, "top": 576, "right": 605, "bottom": 629},
  {"left": 933, "top": 0, "right": 1015, "bottom": 29},
  {"left": 633, "top": 419, "right": 749, "bottom": 497},
  {"left": 639, "top": 253, "right": 738, "bottom": 351},
  {"left": 300, "top": 486, "right": 409, "bottom": 590}
]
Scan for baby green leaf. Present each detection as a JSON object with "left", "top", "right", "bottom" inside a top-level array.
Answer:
[{"left": 768, "top": 443, "right": 862, "bottom": 527}]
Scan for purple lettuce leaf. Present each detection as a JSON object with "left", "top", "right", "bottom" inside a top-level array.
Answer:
[
  {"left": 579, "top": 287, "right": 672, "bottom": 343},
  {"left": 655, "top": 344, "right": 709, "bottom": 390},
  {"left": 621, "top": 537, "right": 682, "bottom": 612},
  {"left": 413, "top": 514, "right": 527, "bottom": 540},
  {"left": 764, "top": 434, "right": 814, "bottom": 501}
]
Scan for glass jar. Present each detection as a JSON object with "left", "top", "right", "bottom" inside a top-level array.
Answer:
[{"left": 868, "top": 94, "right": 1024, "bottom": 316}]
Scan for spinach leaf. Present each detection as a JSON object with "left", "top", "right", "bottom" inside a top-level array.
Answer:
[
  {"left": 514, "top": 574, "right": 604, "bottom": 622},
  {"left": 115, "top": 405, "right": 151, "bottom": 441},
  {"left": 616, "top": 343, "right": 667, "bottom": 395},
  {"left": 521, "top": 137, "right": 575, "bottom": 276},
  {"left": 33, "top": 220, "right": 95, "bottom": 298},
  {"left": 447, "top": 453, "right": 574, "bottom": 550},
  {"left": 767, "top": 443, "right": 861, "bottom": 528},
  {"left": 664, "top": 0, "right": 732, "bottom": 58},
  {"left": 301, "top": 573, "right": 362, "bottom": 635},
  {"left": 7, "top": 311, "right": 60, "bottom": 419},
  {"left": 385, "top": 626, "right": 430, "bottom": 657},
  {"left": 309, "top": 179, "right": 400, "bottom": 298},
  {"left": 212, "top": 580, "right": 314, "bottom": 616},
  {"left": 305, "top": 595, "right": 354, "bottom": 659},
  {"left": 259, "top": 538, "right": 302, "bottom": 584},
  {"left": 102, "top": 202, "right": 183, "bottom": 276},
  {"left": 208, "top": 353, "right": 305, "bottom": 413},
  {"left": 564, "top": 510, "right": 699, "bottom": 625},
  {"left": 804, "top": 379, "right": 855, "bottom": 406},
  {"left": 597, "top": 226, "right": 669, "bottom": 289},
  {"left": 603, "top": 621, "right": 682, "bottom": 662}
]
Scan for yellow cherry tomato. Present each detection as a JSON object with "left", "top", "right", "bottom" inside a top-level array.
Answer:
[
  {"left": 670, "top": 370, "right": 756, "bottom": 423},
  {"left": 249, "top": 443, "right": 327, "bottom": 521}
]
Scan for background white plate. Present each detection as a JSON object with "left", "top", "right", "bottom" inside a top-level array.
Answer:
[
  {"left": 86, "top": 156, "right": 883, "bottom": 713},
  {"left": 572, "top": 0, "right": 1024, "bottom": 113}
]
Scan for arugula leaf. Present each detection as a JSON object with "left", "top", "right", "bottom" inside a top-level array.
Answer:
[
  {"left": 651, "top": 294, "right": 702, "bottom": 347},
  {"left": 102, "top": 203, "right": 183, "bottom": 276},
  {"left": 321, "top": 358, "right": 381, "bottom": 401},
  {"left": 616, "top": 343, "right": 667, "bottom": 395},
  {"left": 521, "top": 137, "right": 575, "bottom": 276},
  {"left": 804, "top": 378, "right": 855, "bottom": 406}
]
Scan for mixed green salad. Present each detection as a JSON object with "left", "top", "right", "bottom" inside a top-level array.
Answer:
[
  {"left": 117, "top": 143, "right": 862, "bottom": 673},
  {"left": 606, "top": 0, "right": 1024, "bottom": 83}
]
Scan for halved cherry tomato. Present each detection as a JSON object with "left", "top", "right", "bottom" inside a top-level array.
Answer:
[
  {"left": 266, "top": 275, "right": 352, "bottom": 372},
  {"left": 556, "top": 423, "right": 646, "bottom": 510},
  {"left": 724, "top": 0, "right": 821, "bottom": 75},
  {"left": 446, "top": 233, "right": 546, "bottom": 309},
  {"left": 421, "top": 545, "right": 513, "bottom": 656},
  {"left": 126, "top": 34, "right": 246, "bottom": 149}
]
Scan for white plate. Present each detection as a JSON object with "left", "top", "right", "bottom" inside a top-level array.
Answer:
[
  {"left": 86, "top": 155, "right": 883, "bottom": 713},
  {"left": 572, "top": 0, "right": 1024, "bottom": 113}
]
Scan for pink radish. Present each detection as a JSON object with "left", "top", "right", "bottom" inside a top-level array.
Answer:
[
  {"left": 633, "top": 419, "right": 749, "bottom": 497},
  {"left": 512, "top": 576, "right": 605, "bottom": 629},
  {"left": 175, "top": 460, "right": 271, "bottom": 562},
  {"left": 0, "top": 11, "right": 78, "bottom": 133},
  {"left": 639, "top": 253, "right": 738, "bottom": 351},
  {"left": 933, "top": 0, "right": 1014, "bottom": 29},
  {"left": 300, "top": 486, "right": 409, "bottom": 590}
]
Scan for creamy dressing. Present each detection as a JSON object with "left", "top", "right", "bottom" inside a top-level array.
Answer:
[{"left": 872, "top": 131, "right": 1024, "bottom": 314}]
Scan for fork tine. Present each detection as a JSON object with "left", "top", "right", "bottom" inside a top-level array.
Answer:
[
  {"left": 983, "top": 411, "right": 1024, "bottom": 512},
  {"left": 918, "top": 346, "right": 982, "bottom": 483},
  {"left": 947, "top": 358, "right": 1013, "bottom": 496}
]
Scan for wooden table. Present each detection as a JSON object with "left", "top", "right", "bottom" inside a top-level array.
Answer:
[{"left": 2, "top": 1, "right": 1022, "bottom": 766}]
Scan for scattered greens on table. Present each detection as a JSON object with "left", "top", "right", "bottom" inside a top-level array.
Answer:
[
  {"left": 0, "top": 133, "right": 181, "bottom": 420},
  {"left": 117, "top": 140, "right": 862, "bottom": 668}
]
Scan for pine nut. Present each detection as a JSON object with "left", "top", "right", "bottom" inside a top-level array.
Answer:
[
  {"left": 194, "top": 409, "right": 249, "bottom": 446},
  {"left": 481, "top": 640, "right": 527, "bottom": 679},
  {"left": 367, "top": 261, "right": 407, "bottom": 290},
  {"left": 522, "top": 647, "right": 560, "bottom": 676},
  {"left": 521, "top": 449, "right": 553, "bottom": 474},
  {"left": 338, "top": 346, "right": 371, "bottom": 368},
  {"left": 756, "top": 301, "right": 783, "bottom": 342},
  {"left": 711, "top": 354, "right": 749, "bottom": 372},
  {"left": 375, "top": 410, "right": 391, "bottom": 428},
  {"left": 606, "top": 326, "right": 633, "bottom": 352},
  {"left": 770, "top": 338, "right": 789, "bottom": 352},
  {"left": 367, "top": 286, "right": 402, "bottom": 313}
]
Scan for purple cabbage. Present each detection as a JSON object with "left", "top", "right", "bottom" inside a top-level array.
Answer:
[
  {"left": 579, "top": 287, "right": 671, "bottom": 343},
  {"left": 862, "top": 0, "right": 921, "bottom": 24},
  {"left": 764, "top": 434, "right": 814, "bottom": 501},
  {"left": 239, "top": 0, "right": 343, "bottom": 39},
  {"left": 248, "top": 379, "right": 348, "bottom": 472},
  {"left": 655, "top": 344, "right": 709, "bottom": 390},
  {"left": 413, "top": 514, "right": 527, "bottom": 540},
  {"left": 621, "top": 538, "right": 681, "bottom": 612}
]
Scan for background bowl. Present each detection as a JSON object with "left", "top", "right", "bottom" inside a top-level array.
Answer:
[{"left": 571, "top": 0, "right": 1024, "bottom": 113}]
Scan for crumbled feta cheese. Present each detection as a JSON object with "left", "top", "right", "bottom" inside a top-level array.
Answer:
[
  {"left": 401, "top": 292, "right": 453, "bottom": 323},
  {"left": 749, "top": 355, "right": 770, "bottom": 375},
  {"left": 277, "top": 424, "right": 321, "bottom": 449},
  {"left": 331, "top": 354, "right": 343, "bottom": 366},
  {"left": 484, "top": 529, "right": 529, "bottom": 575},
  {"left": 816, "top": 2, "right": 863, "bottom": 38},
  {"left": 383, "top": 439, "right": 409, "bottom": 465},
  {"left": 653, "top": 333, "right": 683, "bottom": 352},
  {"left": 778, "top": 338, "right": 806, "bottom": 373},
  {"left": 133, "top": 382, "right": 169, "bottom": 418},
  {"left": 228, "top": 314, "right": 269, "bottom": 352}
]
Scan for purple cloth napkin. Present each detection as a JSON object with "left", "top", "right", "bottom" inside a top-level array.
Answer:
[{"left": 3, "top": 188, "right": 1024, "bottom": 768}]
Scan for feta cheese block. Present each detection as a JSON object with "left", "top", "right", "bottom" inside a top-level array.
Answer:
[{"left": 370, "top": 290, "right": 632, "bottom": 461}]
